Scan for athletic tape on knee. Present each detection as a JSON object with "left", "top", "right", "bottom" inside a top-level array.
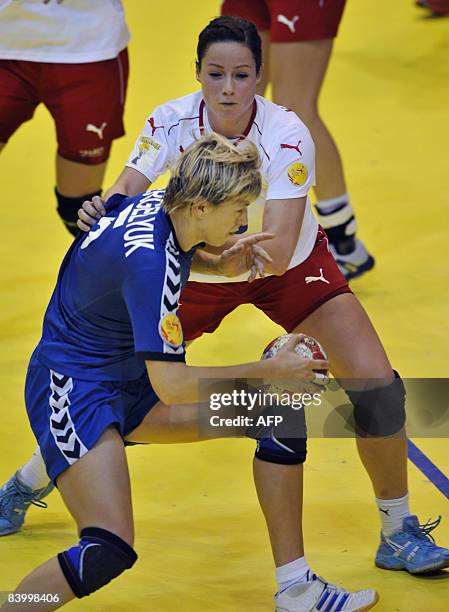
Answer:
[
  {"left": 58, "top": 527, "right": 137, "bottom": 598},
  {"left": 55, "top": 188, "right": 102, "bottom": 236},
  {"left": 348, "top": 371, "right": 406, "bottom": 437}
]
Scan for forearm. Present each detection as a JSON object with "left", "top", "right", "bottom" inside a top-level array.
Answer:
[{"left": 148, "top": 360, "right": 274, "bottom": 406}]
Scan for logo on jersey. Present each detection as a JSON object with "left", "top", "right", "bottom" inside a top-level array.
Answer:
[
  {"left": 131, "top": 136, "right": 161, "bottom": 165},
  {"left": 159, "top": 313, "right": 183, "bottom": 348},
  {"left": 148, "top": 116, "right": 164, "bottom": 136},
  {"left": 281, "top": 139, "right": 302, "bottom": 155},
  {"left": 287, "top": 162, "right": 308, "bottom": 186}
]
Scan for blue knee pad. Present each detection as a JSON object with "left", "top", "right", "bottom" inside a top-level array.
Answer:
[
  {"left": 58, "top": 527, "right": 137, "bottom": 598},
  {"left": 348, "top": 370, "right": 406, "bottom": 437},
  {"left": 255, "top": 432, "right": 307, "bottom": 465}
]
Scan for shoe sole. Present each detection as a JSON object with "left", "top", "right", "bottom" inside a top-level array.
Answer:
[
  {"left": 376, "top": 557, "right": 449, "bottom": 574},
  {"left": 337, "top": 255, "right": 375, "bottom": 281},
  {"left": 0, "top": 526, "right": 21, "bottom": 536},
  {"left": 275, "top": 591, "right": 380, "bottom": 612}
]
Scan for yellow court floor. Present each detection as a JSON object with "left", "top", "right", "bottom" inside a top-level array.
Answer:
[{"left": 1, "top": 0, "right": 448, "bottom": 610}]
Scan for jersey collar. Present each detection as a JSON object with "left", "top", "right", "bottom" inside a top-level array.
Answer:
[{"left": 199, "top": 99, "right": 257, "bottom": 142}]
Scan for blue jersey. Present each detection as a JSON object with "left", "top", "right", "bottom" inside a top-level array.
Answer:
[{"left": 35, "top": 190, "right": 196, "bottom": 381}]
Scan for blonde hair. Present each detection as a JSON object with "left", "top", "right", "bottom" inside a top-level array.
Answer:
[{"left": 163, "top": 133, "right": 262, "bottom": 213}]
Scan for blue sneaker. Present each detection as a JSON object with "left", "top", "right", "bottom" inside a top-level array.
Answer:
[
  {"left": 375, "top": 515, "right": 449, "bottom": 573},
  {"left": 0, "top": 471, "right": 54, "bottom": 536}
]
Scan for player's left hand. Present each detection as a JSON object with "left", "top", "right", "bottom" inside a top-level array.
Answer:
[{"left": 218, "top": 233, "right": 274, "bottom": 281}]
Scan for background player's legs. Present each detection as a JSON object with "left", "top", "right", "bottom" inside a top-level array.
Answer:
[
  {"left": 264, "top": 39, "right": 374, "bottom": 279},
  {"left": 270, "top": 40, "right": 346, "bottom": 199},
  {"left": 3, "top": 427, "right": 134, "bottom": 610},
  {"left": 45, "top": 51, "right": 128, "bottom": 235},
  {"left": 56, "top": 155, "right": 107, "bottom": 198}
]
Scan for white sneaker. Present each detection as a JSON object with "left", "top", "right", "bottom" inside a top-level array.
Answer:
[{"left": 274, "top": 574, "right": 378, "bottom": 611}]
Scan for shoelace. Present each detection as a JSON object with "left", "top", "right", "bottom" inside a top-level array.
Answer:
[
  {"left": 0, "top": 482, "right": 48, "bottom": 514},
  {"left": 409, "top": 516, "right": 442, "bottom": 544}
]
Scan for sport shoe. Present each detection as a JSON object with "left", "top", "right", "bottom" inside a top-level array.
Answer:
[
  {"left": 275, "top": 574, "right": 378, "bottom": 611},
  {"left": 329, "top": 238, "right": 375, "bottom": 281},
  {"left": 375, "top": 515, "right": 449, "bottom": 573},
  {"left": 0, "top": 471, "right": 54, "bottom": 536}
]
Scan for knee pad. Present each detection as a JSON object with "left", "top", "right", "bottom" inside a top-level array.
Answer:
[
  {"left": 347, "top": 370, "right": 406, "bottom": 437},
  {"left": 55, "top": 188, "right": 102, "bottom": 236},
  {"left": 255, "top": 431, "right": 307, "bottom": 465},
  {"left": 58, "top": 527, "right": 137, "bottom": 598}
]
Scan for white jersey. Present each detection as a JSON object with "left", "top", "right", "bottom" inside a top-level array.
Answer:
[
  {"left": 0, "top": 0, "right": 129, "bottom": 63},
  {"left": 126, "top": 91, "right": 318, "bottom": 283}
]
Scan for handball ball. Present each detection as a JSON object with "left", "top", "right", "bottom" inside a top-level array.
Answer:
[{"left": 261, "top": 333, "right": 329, "bottom": 378}]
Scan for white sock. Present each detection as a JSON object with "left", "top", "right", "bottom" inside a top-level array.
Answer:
[
  {"left": 18, "top": 447, "right": 50, "bottom": 490},
  {"left": 376, "top": 493, "right": 410, "bottom": 536},
  {"left": 276, "top": 557, "right": 312, "bottom": 593},
  {"left": 315, "top": 193, "right": 351, "bottom": 214}
]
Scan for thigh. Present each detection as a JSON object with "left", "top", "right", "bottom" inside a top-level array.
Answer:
[
  {"left": 267, "top": 0, "right": 346, "bottom": 43},
  {"left": 179, "top": 280, "right": 244, "bottom": 341},
  {"left": 0, "top": 60, "right": 40, "bottom": 143},
  {"left": 294, "top": 292, "right": 393, "bottom": 380},
  {"left": 42, "top": 49, "right": 129, "bottom": 165},
  {"left": 57, "top": 426, "right": 133, "bottom": 544},
  {"left": 126, "top": 400, "right": 203, "bottom": 444},
  {"left": 270, "top": 38, "right": 334, "bottom": 113}
]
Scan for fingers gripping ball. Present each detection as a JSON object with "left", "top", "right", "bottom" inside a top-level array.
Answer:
[{"left": 262, "top": 333, "right": 329, "bottom": 386}]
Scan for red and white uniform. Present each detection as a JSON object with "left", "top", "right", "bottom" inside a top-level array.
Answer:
[
  {"left": 0, "top": 0, "right": 130, "bottom": 163},
  {"left": 126, "top": 91, "right": 350, "bottom": 340},
  {"left": 221, "top": 0, "right": 346, "bottom": 43},
  {"left": 127, "top": 91, "right": 318, "bottom": 282}
]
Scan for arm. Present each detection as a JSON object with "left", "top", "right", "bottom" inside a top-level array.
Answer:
[
  {"left": 146, "top": 335, "right": 329, "bottom": 406},
  {"left": 104, "top": 166, "right": 151, "bottom": 200},
  {"left": 260, "top": 195, "right": 307, "bottom": 276}
]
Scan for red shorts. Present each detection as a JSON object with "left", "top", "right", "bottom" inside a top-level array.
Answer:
[
  {"left": 0, "top": 49, "right": 129, "bottom": 164},
  {"left": 179, "top": 228, "right": 351, "bottom": 341},
  {"left": 221, "top": 0, "right": 346, "bottom": 42}
]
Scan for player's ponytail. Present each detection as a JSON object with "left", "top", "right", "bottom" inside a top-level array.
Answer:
[{"left": 163, "top": 133, "right": 261, "bottom": 213}]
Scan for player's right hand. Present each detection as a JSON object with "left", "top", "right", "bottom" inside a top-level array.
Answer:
[
  {"left": 271, "top": 334, "right": 329, "bottom": 382},
  {"left": 77, "top": 196, "right": 107, "bottom": 232}
]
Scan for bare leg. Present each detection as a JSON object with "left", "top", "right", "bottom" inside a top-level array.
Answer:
[
  {"left": 2, "top": 427, "right": 134, "bottom": 611},
  {"left": 253, "top": 460, "right": 304, "bottom": 566},
  {"left": 269, "top": 39, "right": 346, "bottom": 199},
  {"left": 56, "top": 154, "right": 107, "bottom": 197},
  {"left": 296, "top": 293, "right": 408, "bottom": 499}
]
